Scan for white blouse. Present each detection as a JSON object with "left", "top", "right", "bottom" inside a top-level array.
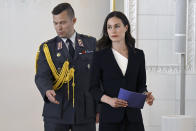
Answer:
[{"left": 112, "top": 48, "right": 128, "bottom": 76}]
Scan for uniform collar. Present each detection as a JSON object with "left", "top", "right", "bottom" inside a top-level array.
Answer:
[{"left": 61, "top": 31, "right": 76, "bottom": 48}]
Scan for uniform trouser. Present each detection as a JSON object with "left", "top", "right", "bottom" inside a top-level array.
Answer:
[{"left": 44, "top": 121, "right": 96, "bottom": 131}]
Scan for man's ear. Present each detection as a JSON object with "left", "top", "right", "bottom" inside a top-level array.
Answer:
[{"left": 73, "top": 18, "right": 77, "bottom": 25}]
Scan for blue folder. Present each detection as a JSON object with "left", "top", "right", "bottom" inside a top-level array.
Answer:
[{"left": 118, "top": 88, "right": 147, "bottom": 109}]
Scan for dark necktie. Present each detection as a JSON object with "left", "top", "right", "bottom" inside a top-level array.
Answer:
[{"left": 66, "top": 39, "right": 75, "bottom": 58}]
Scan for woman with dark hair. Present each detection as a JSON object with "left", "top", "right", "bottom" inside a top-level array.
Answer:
[{"left": 90, "top": 11, "right": 154, "bottom": 131}]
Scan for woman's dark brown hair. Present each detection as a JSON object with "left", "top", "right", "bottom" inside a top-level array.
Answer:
[{"left": 97, "top": 11, "right": 135, "bottom": 51}]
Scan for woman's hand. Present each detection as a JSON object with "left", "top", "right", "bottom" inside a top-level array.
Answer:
[
  {"left": 101, "top": 95, "right": 128, "bottom": 108},
  {"left": 145, "top": 92, "right": 154, "bottom": 106},
  {"left": 108, "top": 98, "right": 128, "bottom": 108}
]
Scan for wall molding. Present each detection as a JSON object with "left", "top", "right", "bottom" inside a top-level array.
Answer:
[
  {"left": 186, "top": 1, "right": 196, "bottom": 72},
  {"left": 125, "top": 0, "right": 196, "bottom": 73},
  {"left": 146, "top": 65, "right": 180, "bottom": 73},
  {"left": 124, "top": 0, "right": 137, "bottom": 40},
  {"left": 126, "top": 0, "right": 179, "bottom": 73}
]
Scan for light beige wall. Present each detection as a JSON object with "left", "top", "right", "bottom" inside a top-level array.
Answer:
[
  {"left": 115, "top": 0, "right": 124, "bottom": 12},
  {"left": 137, "top": 0, "right": 196, "bottom": 131},
  {"left": 137, "top": 0, "right": 177, "bottom": 130},
  {"left": 0, "top": 0, "right": 109, "bottom": 131}
]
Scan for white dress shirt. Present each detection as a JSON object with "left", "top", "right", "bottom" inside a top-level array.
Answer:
[
  {"left": 61, "top": 32, "right": 76, "bottom": 50},
  {"left": 112, "top": 48, "right": 128, "bottom": 76}
]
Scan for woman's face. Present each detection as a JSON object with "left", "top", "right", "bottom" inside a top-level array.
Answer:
[{"left": 107, "top": 17, "right": 128, "bottom": 43}]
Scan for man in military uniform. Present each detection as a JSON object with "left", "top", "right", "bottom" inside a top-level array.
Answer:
[{"left": 35, "top": 3, "right": 98, "bottom": 131}]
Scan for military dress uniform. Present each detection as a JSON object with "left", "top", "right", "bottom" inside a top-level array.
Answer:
[{"left": 35, "top": 32, "right": 97, "bottom": 131}]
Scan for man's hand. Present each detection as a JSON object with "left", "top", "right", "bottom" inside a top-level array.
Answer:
[
  {"left": 46, "top": 90, "right": 60, "bottom": 104},
  {"left": 145, "top": 92, "right": 154, "bottom": 106}
]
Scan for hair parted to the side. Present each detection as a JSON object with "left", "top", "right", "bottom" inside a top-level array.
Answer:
[{"left": 52, "top": 3, "right": 75, "bottom": 18}]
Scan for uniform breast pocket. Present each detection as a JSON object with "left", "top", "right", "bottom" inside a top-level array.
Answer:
[
  {"left": 79, "top": 53, "right": 93, "bottom": 61},
  {"left": 79, "top": 60, "right": 91, "bottom": 72},
  {"left": 78, "top": 53, "right": 93, "bottom": 71}
]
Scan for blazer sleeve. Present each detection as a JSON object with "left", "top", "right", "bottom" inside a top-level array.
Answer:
[
  {"left": 136, "top": 50, "right": 148, "bottom": 93},
  {"left": 89, "top": 52, "right": 104, "bottom": 102},
  {"left": 35, "top": 44, "right": 53, "bottom": 102},
  {"left": 90, "top": 37, "right": 101, "bottom": 113}
]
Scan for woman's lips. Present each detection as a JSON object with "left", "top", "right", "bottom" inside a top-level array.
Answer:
[{"left": 111, "top": 35, "right": 118, "bottom": 37}]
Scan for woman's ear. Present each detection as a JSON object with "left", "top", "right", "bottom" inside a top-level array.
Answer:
[{"left": 125, "top": 25, "right": 128, "bottom": 31}]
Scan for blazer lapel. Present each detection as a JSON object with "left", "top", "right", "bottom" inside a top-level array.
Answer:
[
  {"left": 109, "top": 47, "right": 134, "bottom": 77},
  {"left": 109, "top": 48, "right": 124, "bottom": 77},
  {"left": 125, "top": 47, "right": 134, "bottom": 77}
]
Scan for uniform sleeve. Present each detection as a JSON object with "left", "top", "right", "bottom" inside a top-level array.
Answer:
[
  {"left": 90, "top": 37, "right": 96, "bottom": 51},
  {"left": 35, "top": 44, "right": 53, "bottom": 102},
  {"left": 91, "top": 38, "right": 102, "bottom": 113},
  {"left": 136, "top": 50, "right": 148, "bottom": 93},
  {"left": 89, "top": 52, "right": 104, "bottom": 102}
]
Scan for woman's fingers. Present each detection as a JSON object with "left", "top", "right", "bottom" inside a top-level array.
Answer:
[
  {"left": 146, "top": 92, "right": 152, "bottom": 98},
  {"left": 114, "top": 98, "right": 128, "bottom": 107},
  {"left": 146, "top": 94, "right": 154, "bottom": 105},
  {"left": 117, "top": 99, "right": 128, "bottom": 106}
]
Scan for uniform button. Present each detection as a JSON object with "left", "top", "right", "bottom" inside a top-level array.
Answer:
[
  {"left": 57, "top": 67, "right": 61, "bottom": 73},
  {"left": 87, "top": 64, "right": 90, "bottom": 69}
]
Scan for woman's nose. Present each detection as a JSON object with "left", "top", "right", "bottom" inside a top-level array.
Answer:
[{"left": 111, "top": 27, "right": 116, "bottom": 33}]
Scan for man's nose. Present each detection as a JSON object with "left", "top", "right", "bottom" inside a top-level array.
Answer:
[{"left": 57, "top": 24, "right": 62, "bottom": 31}]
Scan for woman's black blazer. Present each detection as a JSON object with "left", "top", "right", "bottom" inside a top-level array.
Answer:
[{"left": 89, "top": 47, "right": 148, "bottom": 123}]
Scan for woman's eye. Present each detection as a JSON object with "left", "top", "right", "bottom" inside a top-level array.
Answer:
[
  {"left": 115, "top": 25, "right": 120, "bottom": 28},
  {"left": 107, "top": 26, "right": 112, "bottom": 29}
]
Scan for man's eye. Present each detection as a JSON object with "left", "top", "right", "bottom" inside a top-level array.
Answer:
[{"left": 61, "top": 21, "right": 66, "bottom": 24}]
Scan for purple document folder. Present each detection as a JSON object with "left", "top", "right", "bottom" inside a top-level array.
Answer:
[{"left": 118, "top": 88, "right": 147, "bottom": 109}]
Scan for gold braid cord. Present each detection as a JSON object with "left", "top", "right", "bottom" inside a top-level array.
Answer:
[
  {"left": 36, "top": 43, "right": 75, "bottom": 107},
  {"left": 35, "top": 45, "right": 41, "bottom": 74}
]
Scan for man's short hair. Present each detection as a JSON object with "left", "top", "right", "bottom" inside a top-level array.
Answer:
[{"left": 52, "top": 3, "right": 75, "bottom": 18}]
